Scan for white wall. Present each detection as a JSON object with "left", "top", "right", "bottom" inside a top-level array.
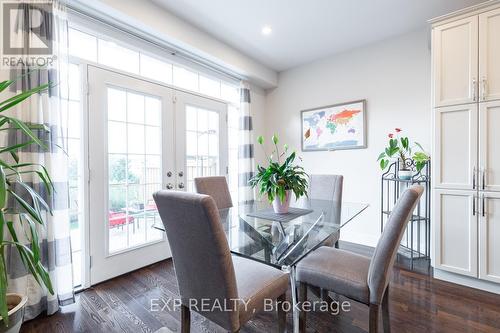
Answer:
[{"left": 264, "top": 29, "right": 431, "bottom": 246}]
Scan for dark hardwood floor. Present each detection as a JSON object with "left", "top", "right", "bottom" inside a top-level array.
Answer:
[{"left": 21, "top": 242, "right": 500, "bottom": 333}]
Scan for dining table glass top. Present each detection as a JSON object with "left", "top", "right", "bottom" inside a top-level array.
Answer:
[{"left": 154, "top": 198, "right": 368, "bottom": 269}]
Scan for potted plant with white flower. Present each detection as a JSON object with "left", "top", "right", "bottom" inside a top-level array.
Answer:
[{"left": 249, "top": 135, "right": 308, "bottom": 214}]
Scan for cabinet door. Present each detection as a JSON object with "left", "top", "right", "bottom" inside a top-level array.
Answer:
[
  {"left": 479, "top": 8, "right": 500, "bottom": 101},
  {"left": 433, "top": 104, "right": 478, "bottom": 189},
  {"left": 479, "top": 192, "right": 500, "bottom": 283},
  {"left": 479, "top": 100, "right": 500, "bottom": 191},
  {"left": 433, "top": 16, "right": 478, "bottom": 107},
  {"left": 433, "top": 190, "right": 478, "bottom": 277}
]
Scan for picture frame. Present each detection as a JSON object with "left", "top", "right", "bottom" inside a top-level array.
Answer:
[{"left": 301, "top": 99, "right": 367, "bottom": 151}]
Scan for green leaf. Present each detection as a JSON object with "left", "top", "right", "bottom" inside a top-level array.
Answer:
[
  {"left": 380, "top": 159, "right": 389, "bottom": 170},
  {"left": 7, "top": 189, "right": 44, "bottom": 224},
  {"left": 7, "top": 118, "right": 46, "bottom": 149},
  {"left": 257, "top": 135, "right": 264, "bottom": 145},
  {"left": 0, "top": 166, "right": 6, "bottom": 208},
  {"left": 0, "top": 140, "right": 35, "bottom": 154},
  {"left": 0, "top": 80, "right": 14, "bottom": 94},
  {"left": 0, "top": 83, "right": 49, "bottom": 110},
  {"left": 377, "top": 152, "right": 386, "bottom": 161}
]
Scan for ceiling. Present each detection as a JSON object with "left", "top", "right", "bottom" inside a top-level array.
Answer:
[{"left": 151, "top": 0, "right": 486, "bottom": 72}]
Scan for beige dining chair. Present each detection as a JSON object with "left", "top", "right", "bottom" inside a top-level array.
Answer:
[
  {"left": 296, "top": 185, "right": 424, "bottom": 333},
  {"left": 194, "top": 176, "right": 233, "bottom": 209},
  {"left": 153, "top": 190, "right": 289, "bottom": 332},
  {"left": 309, "top": 174, "right": 343, "bottom": 248}
]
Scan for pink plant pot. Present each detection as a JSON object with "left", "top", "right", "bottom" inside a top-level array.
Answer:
[{"left": 272, "top": 190, "right": 291, "bottom": 214}]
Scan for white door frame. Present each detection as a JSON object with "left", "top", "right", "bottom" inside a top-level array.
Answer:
[{"left": 87, "top": 65, "right": 173, "bottom": 284}]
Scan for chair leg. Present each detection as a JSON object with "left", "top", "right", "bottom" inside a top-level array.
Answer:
[
  {"left": 382, "top": 288, "right": 391, "bottom": 333},
  {"left": 334, "top": 240, "right": 339, "bottom": 248},
  {"left": 277, "top": 294, "right": 287, "bottom": 333},
  {"left": 181, "top": 305, "right": 190, "bottom": 333},
  {"left": 369, "top": 303, "right": 380, "bottom": 333},
  {"left": 299, "top": 282, "right": 307, "bottom": 333}
]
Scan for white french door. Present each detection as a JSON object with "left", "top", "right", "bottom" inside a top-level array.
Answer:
[
  {"left": 87, "top": 66, "right": 228, "bottom": 284},
  {"left": 174, "top": 91, "right": 228, "bottom": 193},
  {"left": 88, "top": 66, "right": 173, "bottom": 284}
]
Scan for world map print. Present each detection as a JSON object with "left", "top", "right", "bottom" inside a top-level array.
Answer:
[{"left": 302, "top": 100, "right": 366, "bottom": 151}]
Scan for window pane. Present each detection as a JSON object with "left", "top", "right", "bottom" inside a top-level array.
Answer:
[
  {"left": 69, "top": 28, "right": 97, "bottom": 62},
  {"left": 108, "top": 121, "right": 127, "bottom": 153},
  {"left": 128, "top": 155, "right": 145, "bottom": 184},
  {"left": 221, "top": 83, "right": 239, "bottom": 104},
  {"left": 140, "top": 54, "right": 172, "bottom": 84},
  {"left": 186, "top": 106, "right": 197, "bottom": 131},
  {"left": 127, "top": 92, "right": 145, "bottom": 124},
  {"left": 127, "top": 124, "right": 144, "bottom": 154},
  {"left": 145, "top": 126, "right": 161, "bottom": 154},
  {"left": 68, "top": 64, "right": 81, "bottom": 101},
  {"left": 68, "top": 101, "right": 81, "bottom": 138},
  {"left": 98, "top": 39, "right": 140, "bottom": 74},
  {"left": 108, "top": 88, "right": 126, "bottom": 122},
  {"left": 173, "top": 65, "right": 198, "bottom": 91},
  {"left": 109, "top": 154, "right": 128, "bottom": 185},
  {"left": 145, "top": 97, "right": 161, "bottom": 126},
  {"left": 145, "top": 155, "right": 161, "bottom": 184},
  {"left": 199, "top": 75, "right": 220, "bottom": 98}
]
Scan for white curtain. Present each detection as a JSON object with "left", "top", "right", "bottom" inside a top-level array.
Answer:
[
  {"left": 238, "top": 82, "right": 255, "bottom": 204},
  {"left": 5, "top": 1, "right": 74, "bottom": 320}
]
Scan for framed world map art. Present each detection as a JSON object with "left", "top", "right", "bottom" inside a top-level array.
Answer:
[{"left": 301, "top": 100, "right": 367, "bottom": 151}]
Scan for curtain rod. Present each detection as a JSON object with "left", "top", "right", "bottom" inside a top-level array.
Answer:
[{"left": 63, "top": 3, "right": 243, "bottom": 83}]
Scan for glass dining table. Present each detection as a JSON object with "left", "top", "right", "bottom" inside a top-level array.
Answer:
[{"left": 153, "top": 198, "right": 368, "bottom": 332}]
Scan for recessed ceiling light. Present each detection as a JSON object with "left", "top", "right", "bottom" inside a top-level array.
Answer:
[{"left": 261, "top": 25, "right": 272, "bottom": 35}]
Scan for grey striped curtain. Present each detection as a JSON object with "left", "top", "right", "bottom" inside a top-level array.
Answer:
[
  {"left": 238, "top": 82, "right": 255, "bottom": 204},
  {"left": 5, "top": 2, "right": 74, "bottom": 320}
]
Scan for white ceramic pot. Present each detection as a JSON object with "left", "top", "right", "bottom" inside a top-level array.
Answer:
[
  {"left": 0, "top": 293, "right": 28, "bottom": 333},
  {"left": 399, "top": 170, "right": 413, "bottom": 180},
  {"left": 272, "top": 190, "right": 291, "bottom": 214}
]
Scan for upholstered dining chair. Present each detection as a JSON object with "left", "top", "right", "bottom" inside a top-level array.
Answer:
[
  {"left": 296, "top": 185, "right": 424, "bottom": 333},
  {"left": 309, "top": 174, "right": 343, "bottom": 248},
  {"left": 194, "top": 176, "right": 233, "bottom": 209},
  {"left": 153, "top": 190, "right": 289, "bottom": 333}
]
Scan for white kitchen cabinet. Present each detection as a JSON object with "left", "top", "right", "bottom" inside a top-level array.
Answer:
[
  {"left": 479, "top": 192, "right": 500, "bottom": 283},
  {"left": 433, "top": 16, "right": 478, "bottom": 107},
  {"left": 479, "top": 8, "right": 500, "bottom": 101},
  {"left": 433, "top": 104, "right": 478, "bottom": 190},
  {"left": 479, "top": 100, "right": 500, "bottom": 191},
  {"left": 433, "top": 189, "right": 478, "bottom": 277}
]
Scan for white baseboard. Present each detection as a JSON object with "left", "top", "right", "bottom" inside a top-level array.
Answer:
[{"left": 433, "top": 268, "right": 500, "bottom": 294}]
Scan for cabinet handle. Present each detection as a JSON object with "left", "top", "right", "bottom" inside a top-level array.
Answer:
[
  {"left": 473, "top": 166, "right": 476, "bottom": 189},
  {"left": 473, "top": 195, "right": 476, "bottom": 216},
  {"left": 482, "top": 168, "right": 486, "bottom": 190},
  {"left": 472, "top": 78, "right": 477, "bottom": 101},
  {"left": 482, "top": 77, "right": 487, "bottom": 101}
]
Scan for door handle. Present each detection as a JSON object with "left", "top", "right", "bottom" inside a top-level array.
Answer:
[
  {"left": 473, "top": 166, "right": 476, "bottom": 189},
  {"left": 482, "top": 168, "right": 486, "bottom": 190},
  {"left": 482, "top": 194, "right": 486, "bottom": 217},
  {"left": 481, "top": 77, "right": 487, "bottom": 101},
  {"left": 473, "top": 195, "right": 476, "bottom": 216},
  {"left": 472, "top": 78, "right": 477, "bottom": 101}
]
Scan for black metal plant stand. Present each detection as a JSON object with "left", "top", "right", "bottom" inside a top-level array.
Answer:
[{"left": 381, "top": 160, "right": 431, "bottom": 271}]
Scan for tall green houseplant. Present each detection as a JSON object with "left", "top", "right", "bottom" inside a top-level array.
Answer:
[{"left": 0, "top": 77, "right": 55, "bottom": 326}]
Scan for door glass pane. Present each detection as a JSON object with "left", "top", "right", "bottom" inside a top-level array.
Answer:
[
  {"left": 107, "top": 87, "right": 163, "bottom": 254},
  {"left": 185, "top": 105, "right": 220, "bottom": 192}
]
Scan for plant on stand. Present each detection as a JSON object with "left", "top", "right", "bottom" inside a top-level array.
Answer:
[
  {"left": 0, "top": 78, "right": 55, "bottom": 333},
  {"left": 249, "top": 134, "right": 308, "bottom": 214},
  {"left": 377, "top": 128, "right": 430, "bottom": 180}
]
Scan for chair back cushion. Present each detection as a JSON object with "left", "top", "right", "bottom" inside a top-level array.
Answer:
[
  {"left": 367, "top": 185, "right": 424, "bottom": 304},
  {"left": 153, "top": 190, "right": 239, "bottom": 330},
  {"left": 194, "top": 176, "right": 233, "bottom": 209},
  {"left": 309, "top": 174, "right": 343, "bottom": 202}
]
